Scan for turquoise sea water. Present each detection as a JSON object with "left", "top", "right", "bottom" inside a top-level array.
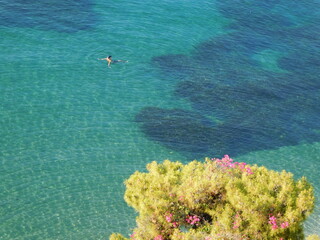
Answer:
[{"left": 0, "top": 0, "right": 319, "bottom": 239}]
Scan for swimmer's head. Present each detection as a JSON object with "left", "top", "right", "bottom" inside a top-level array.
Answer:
[{"left": 108, "top": 56, "right": 112, "bottom": 58}]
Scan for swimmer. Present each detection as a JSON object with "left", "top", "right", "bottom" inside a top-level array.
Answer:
[{"left": 98, "top": 56, "right": 128, "bottom": 68}]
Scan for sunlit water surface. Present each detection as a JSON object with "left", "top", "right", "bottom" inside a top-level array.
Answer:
[{"left": 0, "top": 0, "right": 319, "bottom": 239}]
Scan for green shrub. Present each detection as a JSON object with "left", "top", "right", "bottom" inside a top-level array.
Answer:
[
  {"left": 110, "top": 156, "right": 316, "bottom": 240},
  {"left": 307, "top": 235, "right": 320, "bottom": 240}
]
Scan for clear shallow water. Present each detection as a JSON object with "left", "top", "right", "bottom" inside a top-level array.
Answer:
[{"left": 0, "top": 0, "right": 319, "bottom": 239}]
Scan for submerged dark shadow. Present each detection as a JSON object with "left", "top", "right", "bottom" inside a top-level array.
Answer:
[
  {"left": 135, "top": 107, "right": 216, "bottom": 155},
  {"left": 135, "top": 0, "right": 320, "bottom": 158},
  {"left": 151, "top": 54, "right": 195, "bottom": 82},
  {"left": 0, "top": 0, "right": 97, "bottom": 32}
]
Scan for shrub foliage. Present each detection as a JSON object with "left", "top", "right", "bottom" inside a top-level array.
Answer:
[{"left": 110, "top": 156, "right": 316, "bottom": 240}]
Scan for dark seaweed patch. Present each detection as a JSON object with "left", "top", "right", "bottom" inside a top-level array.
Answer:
[
  {"left": 135, "top": 107, "right": 217, "bottom": 155},
  {"left": 136, "top": 1, "right": 320, "bottom": 158},
  {"left": 151, "top": 54, "right": 194, "bottom": 81},
  {"left": 0, "top": 0, "right": 96, "bottom": 32}
]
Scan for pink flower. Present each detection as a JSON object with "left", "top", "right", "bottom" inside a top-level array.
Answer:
[
  {"left": 268, "top": 215, "right": 278, "bottom": 230},
  {"left": 233, "top": 213, "right": 240, "bottom": 229},
  {"left": 186, "top": 215, "right": 201, "bottom": 225},
  {"left": 172, "top": 221, "right": 179, "bottom": 228},
  {"left": 213, "top": 155, "right": 253, "bottom": 174},
  {"left": 269, "top": 216, "right": 276, "bottom": 222},
  {"left": 154, "top": 235, "right": 164, "bottom": 240},
  {"left": 130, "top": 232, "right": 136, "bottom": 239},
  {"left": 165, "top": 213, "right": 173, "bottom": 223},
  {"left": 246, "top": 167, "right": 253, "bottom": 175},
  {"left": 239, "top": 162, "right": 246, "bottom": 167},
  {"left": 281, "top": 221, "right": 289, "bottom": 229},
  {"left": 229, "top": 163, "right": 236, "bottom": 168}
]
